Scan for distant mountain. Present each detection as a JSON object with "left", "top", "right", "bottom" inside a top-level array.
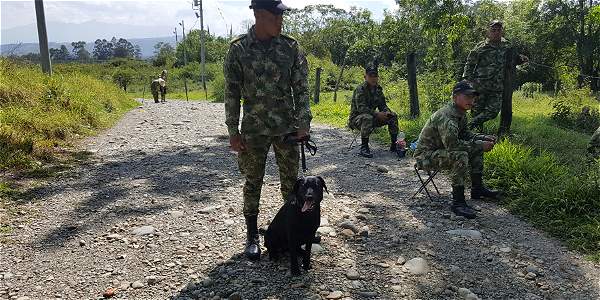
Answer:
[
  {"left": 1, "top": 21, "right": 173, "bottom": 44},
  {"left": 0, "top": 37, "right": 176, "bottom": 58}
]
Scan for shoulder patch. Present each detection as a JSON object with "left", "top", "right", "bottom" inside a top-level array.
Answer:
[{"left": 229, "top": 34, "right": 247, "bottom": 45}]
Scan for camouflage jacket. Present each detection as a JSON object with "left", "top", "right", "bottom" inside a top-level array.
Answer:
[
  {"left": 224, "top": 26, "right": 312, "bottom": 137},
  {"left": 588, "top": 126, "right": 600, "bottom": 159},
  {"left": 414, "top": 102, "right": 484, "bottom": 156},
  {"left": 349, "top": 81, "right": 391, "bottom": 123},
  {"left": 462, "top": 38, "right": 523, "bottom": 92}
]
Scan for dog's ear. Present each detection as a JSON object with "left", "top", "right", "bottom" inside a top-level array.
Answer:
[
  {"left": 289, "top": 177, "right": 304, "bottom": 205},
  {"left": 317, "top": 176, "right": 328, "bottom": 194}
]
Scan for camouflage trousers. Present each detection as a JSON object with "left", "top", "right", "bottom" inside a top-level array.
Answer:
[
  {"left": 350, "top": 112, "right": 399, "bottom": 139},
  {"left": 150, "top": 81, "right": 166, "bottom": 103},
  {"left": 415, "top": 146, "right": 484, "bottom": 187},
  {"left": 470, "top": 90, "right": 503, "bottom": 129},
  {"left": 238, "top": 134, "right": 299, "bottom": 217}
]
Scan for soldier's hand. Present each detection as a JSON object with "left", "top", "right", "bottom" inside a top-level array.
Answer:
[
  {"left": 296, "top": 129, "right": 309, "bottom": 141},
  {"left": 230, "top": 135, "right": 246, "bottom": 152},
  {"left": 375, "top": 112, "right": 389, "bottom": 123},
  {"left": 482, "top": 141, "right": 495, "bottom": 152},
  {"left": 485, "top": 135, "right": 497, "bottom": 143}
]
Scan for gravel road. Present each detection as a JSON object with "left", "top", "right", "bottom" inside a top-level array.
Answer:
[{"left": 1, "top": 100, "right": 598, "bottom": 300}]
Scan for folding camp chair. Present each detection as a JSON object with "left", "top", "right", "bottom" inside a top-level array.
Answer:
[{"left": 410, "top": 163, "right": 441, "bottom": 201}]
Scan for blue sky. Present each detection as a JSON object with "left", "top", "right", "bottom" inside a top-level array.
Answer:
[{"left": 1, "top": 0, "right": 398, "bottom": 43}]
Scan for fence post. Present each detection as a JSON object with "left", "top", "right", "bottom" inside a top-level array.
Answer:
[
  {"left": 499, "top": 48, "right": 516, "bottom": 137},
  {"left": 407, "top": 52, "right": 419, "bottom": 118},
  {"left": 314, "top": 67, "right": 322, "bottom": 104}
]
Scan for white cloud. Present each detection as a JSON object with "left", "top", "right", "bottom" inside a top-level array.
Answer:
[{"left": 1, "top": 0, "right": 397, "bottom": 42}]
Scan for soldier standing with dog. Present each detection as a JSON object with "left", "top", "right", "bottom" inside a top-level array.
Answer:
[{"left": 224, "top": 0, "right": 312, "bottom": 260}]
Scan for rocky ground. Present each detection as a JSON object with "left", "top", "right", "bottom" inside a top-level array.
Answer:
[{"left": 1, "top": 100, "right": 599, "bottom": 300}]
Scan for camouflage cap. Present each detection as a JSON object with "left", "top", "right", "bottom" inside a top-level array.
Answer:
[
  {"left": 452, "top": 80, "right": 479, "bottom": 96},
  {"left": 489, "top": 20, "right": 503, "bottom": 28},
  {"left": 249, "top": 0, "right": 290, "bottom": 15},
  {"left": 365, "top": 65, "right": 378, "bottom": 76}
]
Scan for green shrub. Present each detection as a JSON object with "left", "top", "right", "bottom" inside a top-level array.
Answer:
[
  {"left": 0, "top": 59, "right": 138, "bottom": 170},
  {"left": 211, "top": 72, "right": 225, "bottom": 103},
  {"left": 485, "top": 140, "right": 600, "bottom": 255},
  {"left": 550, "top": 89, "right": 600, "bottom": 134},
  {"left": 520, "top": 82, "right": 542, "bottom": 98}
]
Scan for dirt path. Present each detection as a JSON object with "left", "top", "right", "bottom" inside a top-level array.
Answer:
[{"left": 1, "top": 100, "right": 598, "bottom": 300}]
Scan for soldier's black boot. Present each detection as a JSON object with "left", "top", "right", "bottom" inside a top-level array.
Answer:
[
  {"left": 470, "top": 173, "right": 500, "bottom": 200},
  {"left": 389, "top": 133, "right": 398, "bottom": 152},
  {"left": 359, "top": 138, "right": 373, "bottom": 158},
  {"left": 450, "top": 186, "right": 477, "bottom": 219},
  {"left": 244, "top": 215, "right": 261, "bottom": 260}
]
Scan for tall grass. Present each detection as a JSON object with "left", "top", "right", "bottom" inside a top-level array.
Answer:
[{"left": 0, "top": 59, "right": 138, "bottom": 170}]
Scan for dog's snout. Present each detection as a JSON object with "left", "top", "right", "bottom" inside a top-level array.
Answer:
[{"left": 305, "top": 187, "right": 314, "bottom": 198}]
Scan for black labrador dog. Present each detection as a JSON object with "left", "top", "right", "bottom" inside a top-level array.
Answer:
[{"left": 264, "top": 176, "right": 328, "bottom": 276}]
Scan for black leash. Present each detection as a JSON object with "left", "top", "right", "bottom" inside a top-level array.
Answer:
[{"left": 284, "top": 133, "right": 318, "bottom": 173}]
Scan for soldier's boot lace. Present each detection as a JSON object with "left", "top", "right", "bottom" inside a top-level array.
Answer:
[
  {"left": 359, "top": 138, "right": 373, "bottom": 158},
  {"left": 244, "top": 215, "right": 261, "bottom": 261},
  {"left": 451, "top": 186, "right": 477, "bottom": 219},
  {"left": 470, "top": 173, "right": 500, "bottom": 200}
]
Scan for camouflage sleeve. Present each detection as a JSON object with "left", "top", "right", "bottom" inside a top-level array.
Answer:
[
  {"left": 291, "top": 44, "right": 312, "bottom": 130},
  {"left": 439, "top": 119, "right": 477, "bottom": 152},
  {"left": 462, "top": 47, "right": 479, "bottom": 81},
  {"left": 224, "top": 44, "right": 242, "bottom": 137},
  {"left": 377, "top": 89, "right": 391, "bottom": 113},
  {"left": 352, "top": 86, "right": 374, "bottom": 116}
]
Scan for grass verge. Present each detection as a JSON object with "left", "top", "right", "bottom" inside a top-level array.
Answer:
[{"left": 0, "top": 58, "right": 138, "bottom": 172}]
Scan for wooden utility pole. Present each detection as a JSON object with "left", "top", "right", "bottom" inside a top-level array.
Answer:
[
  {"left": 407, "top": 52, "right": 419, "bottom": 118},
  {"left": 180, "top": 20, "right": 189, "bottom": 101},
  {"left": 34, "top": 0, "right": 51, "bottom": 75},
  {"left": 199, "top": 0, "right": 207, "bottom": 100},
  {"left": 313, "top": 67, "right": 322, "bottom": 104},
  {"left": 174, "top": 27, "right": 178, "bottom": 43}
]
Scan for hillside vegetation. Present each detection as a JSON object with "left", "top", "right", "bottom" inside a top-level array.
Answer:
[{"left": 0, "top": 59, "right": 138, "bottom": 171}]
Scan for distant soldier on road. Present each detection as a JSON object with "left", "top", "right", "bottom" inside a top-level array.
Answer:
[
  {"left": 414, "top": 81, "right": 500, "bottom": 219},
  {"left": 224, "top": 0, "right": 312, "bottom": 260},
  {"left": 463, "top": 20, "right": 528, "bottom": 130},
  {"left": 150, "top": 70, "right": 167, "bottom": 103},
  {"left": 348, "top": 65, "right": 403, "bottom": 158}
]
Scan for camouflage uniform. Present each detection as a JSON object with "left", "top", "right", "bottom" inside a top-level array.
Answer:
[
  {"left": 463, "top": 38, "right": 524, "bottom": 128},
  {"left": 150, "top": 77, "right": 166, "bottom": 103},
  {"left": 589, "top": 126, "right": 600, "bottom": 159},
  {"left": 348, "top": 81, "right": 399, "bottom": 138},
  {"left": 224, "top": 25, "right": 312, "bottom": 217},
  {"left": 414, "top": 102, "right": 487, "bottom": 186}
]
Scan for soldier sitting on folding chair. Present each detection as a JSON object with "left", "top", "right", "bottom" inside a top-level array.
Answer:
[{"left": 413, "top": 80, "right": 500, "bottom": 219}]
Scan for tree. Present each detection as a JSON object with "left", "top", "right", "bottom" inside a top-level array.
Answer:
[
  {"left": 175, "top": 30, "right": 229, "bottom": 64},
  {"left": 113, "top": 37, "right": 136, "bottom": 58},
  {"left": 71, "top": 41, "right": 91, "bottom": 62},
  {"left": 93, "top": 39, "right": 114, "bottom": 60},
  {"left": 49, "top": 45, "right": 71, "bottom": 61},
  {"left": 153, "top": 42, "right": 176, "bottom": 67},
  {"left": 112, "top": 67, "right": 135, "bottom": 91}
]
